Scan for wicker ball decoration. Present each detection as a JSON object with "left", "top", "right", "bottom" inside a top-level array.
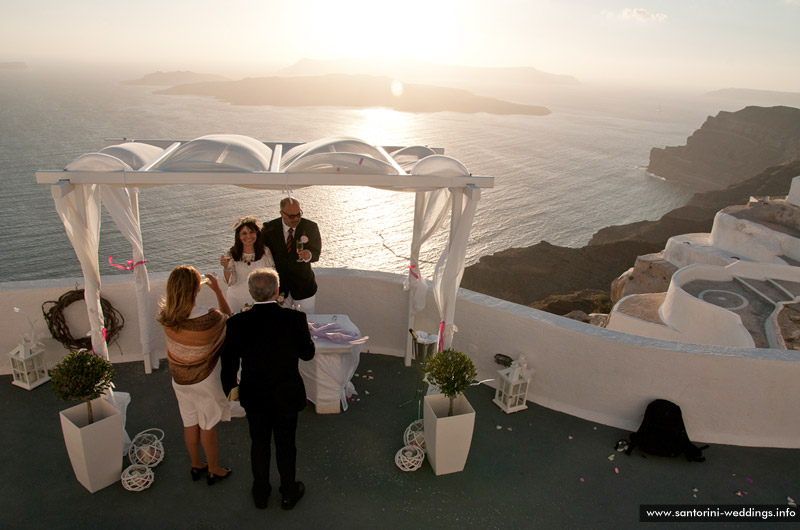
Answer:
[
  {"left": 403, "top": 419, "right": 426, "bottom": 453},
  {"left": 128, "top": 428, "right": 165, "bottom": 468},
  {"left": 395, "top": 444, "right": 425, "bottom": 472},
  {"left": 121, "top": 464, "right": 155, "bottom": 491}
]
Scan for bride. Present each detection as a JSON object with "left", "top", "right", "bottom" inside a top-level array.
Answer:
[{"left": 220, "top": 216, "right": 275, "bottom": 313}]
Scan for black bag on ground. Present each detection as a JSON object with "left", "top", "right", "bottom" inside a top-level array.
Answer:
[{"left": 625, "top": 399, "right": 707, "bottom": 462}]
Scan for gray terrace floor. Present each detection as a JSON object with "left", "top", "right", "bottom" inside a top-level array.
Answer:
[{"left": 3, "top": 352, "right": 799, "bottom": 530}]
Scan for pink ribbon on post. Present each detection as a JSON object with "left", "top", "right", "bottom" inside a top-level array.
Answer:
[
  {"left": 407, "top": 263, "right": 419, "bottom": 280},
  {"left": 437, "top": 320, "right": 445, "bottom": 352},
  {"left": 109, "top": 255, "right": 147, "bottom": 271},
  {"left": 88, "top": 327, "right": 108, "bottom": 355}
]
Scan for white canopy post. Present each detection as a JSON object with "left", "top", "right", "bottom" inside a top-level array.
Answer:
[
  {"left": 51, "top": 182, "right": 109, "bottom": 358},
  {"left": 100, "top": 185, "right": 158, "bottom": 373},
  {"left": 433, "top": 184, "right": 480, "bottom": 351}
]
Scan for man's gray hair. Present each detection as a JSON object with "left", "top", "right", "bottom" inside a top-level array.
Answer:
[
  {"left": 280, "top": 197, "right": 299, "bottom": 210},
  {"left": 248, "top": 268, "right": 280, "bottom": 302}
]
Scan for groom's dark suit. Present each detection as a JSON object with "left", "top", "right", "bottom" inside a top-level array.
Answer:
[
  {"left": 261, "top": 217, "right": 321, "bottom": 301},
  {"left": 221, "top": 302, "right": 315, "bottom": 499}
]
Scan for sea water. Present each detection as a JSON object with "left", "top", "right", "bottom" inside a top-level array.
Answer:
[{"left": 0, "top": 68, "right": 748, "bottom": 283}]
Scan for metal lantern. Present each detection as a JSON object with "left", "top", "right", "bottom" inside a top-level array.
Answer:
[
  {"left": 8, "top": 341, "right": 49, "bottom": 390},
  {"left": 493, "top": 360, "right": 532, "bottom": 414}
]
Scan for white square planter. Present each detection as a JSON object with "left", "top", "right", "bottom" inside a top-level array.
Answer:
[
  {"left": 59, "top": 397, "right": 124, "bottom": 493},
  {"left": 423, "top": 394, "right": 475, "bottom": 476}
]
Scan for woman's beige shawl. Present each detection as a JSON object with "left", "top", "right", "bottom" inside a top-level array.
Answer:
[{"left": 163, "top": 309, "right": 227, "bottom": 385}]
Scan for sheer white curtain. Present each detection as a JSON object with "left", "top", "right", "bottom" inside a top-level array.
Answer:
[
  {"left": 432, "top": 186, "right": 479, "bottom": 351},
  {"left": 409, "top": 156, "right": 477, "bottom": 352},
  {"left": 407, "top": 189, "right": 450, "bottom": 312},
  {"left": 51, "top": 183, "right": 107, "bottom": 357},
  {"left": 63, "top": 144, "right": 163, "bottom": 373},
  {"left": 100, "top": 186, "right": 157, "bottom": 371}
]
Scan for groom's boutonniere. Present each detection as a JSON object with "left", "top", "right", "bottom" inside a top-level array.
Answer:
[
  {"left": 299, "top": 235, "right": 309, "bottom": 244},
  {"left": 276, "top": 293, "right": 286, "bottom": 306}
]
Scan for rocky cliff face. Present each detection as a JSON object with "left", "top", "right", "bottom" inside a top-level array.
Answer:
[
  {"left": 648, "top": 106, "right": 800, "bottom": 190},
  {"left": 461, "top": 160, "right": 800, "bottom": 313}
]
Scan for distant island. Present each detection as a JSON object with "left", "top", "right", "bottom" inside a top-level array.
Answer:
[
  {"left": 154, "top": 73, "right": 551, "bottom": 115},
  {"left": 122, "top": 70, "right": 230, "bottom": 86},
  {"left": 278, "top": 57, "right": 579, "bottom": 88},
  {"left": 0, "top": 62, "right": 27, "bottom": 71}
]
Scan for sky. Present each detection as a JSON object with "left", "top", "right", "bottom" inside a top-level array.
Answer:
[{"left": 2, "top": 0, "right": 799, "bottom": 91}]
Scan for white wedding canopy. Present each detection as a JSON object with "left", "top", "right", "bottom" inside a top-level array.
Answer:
[{"left": 37, "top": 135, "right": 494, "bottom": 372}]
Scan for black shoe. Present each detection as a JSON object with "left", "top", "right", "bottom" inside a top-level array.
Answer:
[
  {"left": 252, "top": 483, "right": 272, "bottom": 509},
  {"left": 190, "top": 463, "right": 208, "bottom": 481},
  {"left": 207, "top": 467, "right": 232, "bottom": 485},
  {"left": 280, "top": 481, "right": 305, "bottom": 510}
]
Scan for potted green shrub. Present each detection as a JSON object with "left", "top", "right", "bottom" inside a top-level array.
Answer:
[
  {"left": 422, "top": 348, "right": 478, "bottom": 475},
  {"left": 50, "top": 349, "right": 116, "bottom": 424},
  {"left": 50, "top": 349, "right": 124, "bottom": 493}
]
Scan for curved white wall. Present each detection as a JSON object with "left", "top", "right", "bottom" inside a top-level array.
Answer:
[
  {"left": 664, "top": 234, "right": 736, "bottom": 268},
  {"left": 710, "top": 211, "right": 800, "bottom": 264},
  {"left": 2, "top": 269, "right": 799, "bottom": 448},
  {"left": 660, "top": 264, "right": 754, "bottom": 347}
]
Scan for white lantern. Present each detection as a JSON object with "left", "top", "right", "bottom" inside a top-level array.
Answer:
[
  {"left": 493, "top": 360, "right": 532, "bottom": 414},
  {"left": 8, "top": 341, "right": 49, "bottom": 390}
]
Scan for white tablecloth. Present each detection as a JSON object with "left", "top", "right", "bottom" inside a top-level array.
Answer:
[{"left": 300, "top": 314, "right": 364, "bottom": 413}]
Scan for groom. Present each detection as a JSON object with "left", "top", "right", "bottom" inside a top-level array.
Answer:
[
  {"left": 261, "top": 197, "right": 321, "bottom": 314},
  {"left": 220, "top": 268, "right": 315, "bottom": 510}
]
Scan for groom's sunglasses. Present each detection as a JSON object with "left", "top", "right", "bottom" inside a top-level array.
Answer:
[{"left": 281, "top": 210, "right": 303, "bottom": 219}]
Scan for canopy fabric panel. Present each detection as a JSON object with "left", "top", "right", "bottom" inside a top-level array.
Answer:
[
  {"left": 65, "top": 152, "right": 133, "bottom": 172},
  {"left": 151, "top": 134, "right": 273, "bottom": 172},
  {"left": 39, "top": 135, "right": 493, "bottom": 193},
  {"left": 411, "top": 155, "right": 470, "bottom": 178},
  {"left": 281, "top": 137, "right": 392, "bottom": 171},
  {"left": 390, "top": 146, "right": 437, "bottom": 172},
  {"left": 285, "top": 152, "right": 398, "bottom": 175},
  {"left": 100, "top": 143, "right": 165, "bottom": 170}
]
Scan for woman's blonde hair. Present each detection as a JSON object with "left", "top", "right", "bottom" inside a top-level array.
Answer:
[{"left": 156, "top": 265, "right": 201, "bottom": 329}]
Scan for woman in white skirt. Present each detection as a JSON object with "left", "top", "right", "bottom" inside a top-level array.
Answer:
[{"left": 157, "top": 265, "right": 233, "bottom": 485}]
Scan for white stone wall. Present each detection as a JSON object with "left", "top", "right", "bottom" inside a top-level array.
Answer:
[
  {"left": 660, "top": 264, "right": 755, "bottom": 347},
  {"left": 710, "top": 211, "right": 800, "bottom": 264},
  {"left": 2, "top": 269, "right": 799, "bottom": 448}
]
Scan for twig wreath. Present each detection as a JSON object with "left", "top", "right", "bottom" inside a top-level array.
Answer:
[{"left": 42, "top": 289, "right": 124, "bottom": 350}]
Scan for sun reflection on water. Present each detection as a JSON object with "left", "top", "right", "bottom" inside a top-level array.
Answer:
[{"left": 348, "top": 108, "right": 416, "bottom": 148}]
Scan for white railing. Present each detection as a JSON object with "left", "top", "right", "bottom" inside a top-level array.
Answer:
[{"left": 2, "top": 268, "right": 799, "bottom": 448}]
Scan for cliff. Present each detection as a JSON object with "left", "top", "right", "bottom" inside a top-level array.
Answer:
[
  {"left": 155, "top": 74, "right": 550, "bottom": 115},
  {"left": 590, "top": 161, "right": 800, "bottom": 246},
  {"left": 462, "top": 160, "right": 800, "bottom": 311},
  {"left": 647, "top": 106, "right": 800, "bottom": 191}
]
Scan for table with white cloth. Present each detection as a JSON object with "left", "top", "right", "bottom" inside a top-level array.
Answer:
[{"left": 300, "top": 314, "right": 365, "bottom": 414}]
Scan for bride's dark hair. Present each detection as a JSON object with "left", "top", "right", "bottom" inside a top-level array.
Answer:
[{"left": 229, "top": 220, "right": 266, "bottom": 262}]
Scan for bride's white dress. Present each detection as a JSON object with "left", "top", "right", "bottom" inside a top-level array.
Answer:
[{"left": 224, "top": 250, "right": 275, "bottom": 313}]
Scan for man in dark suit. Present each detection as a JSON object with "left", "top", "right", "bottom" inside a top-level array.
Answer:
[
  {"left": 261, "top": 197, "right": 321, "bottom": 314},
  {"left": 221, "top": 268, "right": 315, "bottom": 510}
]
